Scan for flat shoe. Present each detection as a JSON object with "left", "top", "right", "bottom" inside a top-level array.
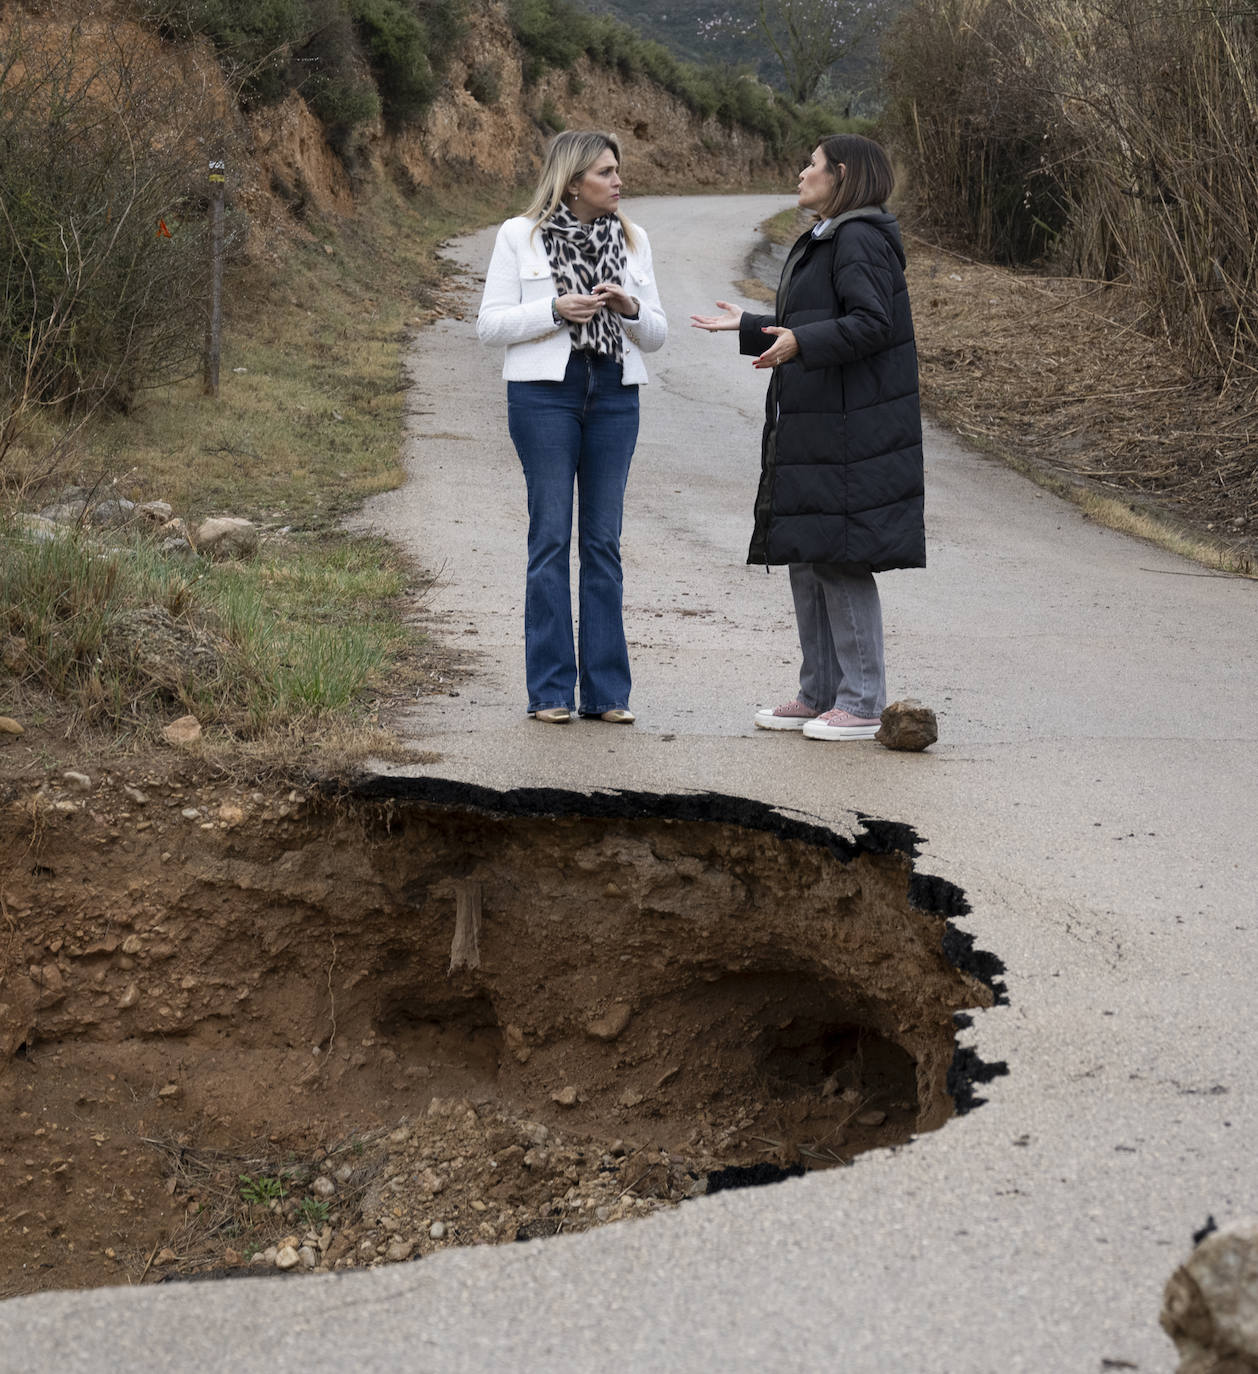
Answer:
[
  {"left": 598, "top": 709, "right": 635, "bottom": 724},
  {"left": 531, "top": 707, "right": 571, "bottom": 724},
  {"left": 801, "top": 708, "right": 880, "bottom": 740}
]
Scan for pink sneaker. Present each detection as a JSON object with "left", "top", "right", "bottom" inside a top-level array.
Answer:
[
  {"left": 802, "top": 708, "right": 881, "bottom": 740},
  {"left": 754, "top": 698, "right": 816, "bottom": 731}
]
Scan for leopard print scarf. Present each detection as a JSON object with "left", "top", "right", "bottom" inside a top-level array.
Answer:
[{"left": 541, "top": 204, "right": 628, "bottom": 362}]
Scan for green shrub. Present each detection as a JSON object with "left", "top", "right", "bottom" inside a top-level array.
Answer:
[
  {"left": 178, "top": 0, "right": 309, "bottom": 104},
  {"left": 508, "top": 0, "right": 589, "bottom": 82},
  {"left": 307, "top": 72, "right": 383, "bottom": 149},
  {"left": 414, "top": 0, "right": 468, "bottom": 69},
  {"left": 538, "top": 96, "right": 565, "bottom": 133},
  {"left": 349, "top": 0, "right": 450, "bottom": 126}
]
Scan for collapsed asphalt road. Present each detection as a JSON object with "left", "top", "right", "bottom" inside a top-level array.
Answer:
[{"left": 3, "top": 195, "right": 1255, "bottom": 1372}]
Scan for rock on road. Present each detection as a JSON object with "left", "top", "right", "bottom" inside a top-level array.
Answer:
[{"left": 3, "top": 195, "right": 1256, "bottom": 1374}]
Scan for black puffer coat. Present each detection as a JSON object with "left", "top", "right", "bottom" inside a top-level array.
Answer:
[{"left": 739, "top": 209, "right": 924, "bottom": 570}]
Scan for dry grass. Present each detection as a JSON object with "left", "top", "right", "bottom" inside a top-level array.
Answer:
[
  {"left": 142, "top": 1129, "right": 392, "bottom": 1275},
  {"left": 906, "top": 232, "right": 1256, "bottom": 574}
]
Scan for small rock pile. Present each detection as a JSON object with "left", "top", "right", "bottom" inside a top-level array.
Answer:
[
  {"left": 24, "top": 485, "right": 260, "bottom": 561},
  {"left": 158, "top": 1097, "right": 713, "bottom": 1280}
]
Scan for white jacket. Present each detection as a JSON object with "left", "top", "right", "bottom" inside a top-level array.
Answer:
[{"left": 477, "top": 215, "right": 667, "bottom": 384}]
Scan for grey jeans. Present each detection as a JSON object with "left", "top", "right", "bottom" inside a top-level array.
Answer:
[{"left": 789, "top": 561, "right": 886, "bottom": 719}]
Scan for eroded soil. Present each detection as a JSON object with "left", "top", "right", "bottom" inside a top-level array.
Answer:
[{"left": 0, "top": 765, "right": 1003, "bottom": 1296}]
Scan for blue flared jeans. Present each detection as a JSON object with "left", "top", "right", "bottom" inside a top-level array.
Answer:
[{"left": 507, "top": 351, "right": 639, "bottom": 715}]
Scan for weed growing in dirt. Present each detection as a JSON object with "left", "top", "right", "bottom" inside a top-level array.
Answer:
[
  {"left": 238, "top": 1172, "right": 288, "bottom": 1207},
  {"left": 297, "top": 1198, "right": 331, "bottom": 1228}
]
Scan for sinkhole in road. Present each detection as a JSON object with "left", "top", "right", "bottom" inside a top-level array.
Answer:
[{"left": 0, "top": 776, "right": 1006, "bottom": 1292}]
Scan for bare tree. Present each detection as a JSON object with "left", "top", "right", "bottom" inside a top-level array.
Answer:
[
  {"left": 0, "top": 15, "right": 233, "bottom": 494},
  {"left": 756, "top": 0, "right": 886, "bottom": 103}
]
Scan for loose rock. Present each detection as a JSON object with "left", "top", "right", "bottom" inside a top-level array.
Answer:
[
  {"left": 274, "top": 1245, "right": 300, "bottom": 1271},
  {"left": 195, "top": 516, "right": 258, "bottom": 560},
  {"left": 552, "top": 1086, "right": 579, "bottom": 1108},
  {"left": 586, "top": 1002, "right": 633, "bottom": 1042},
  {"left": 0, "top": 717, "right": 24, "bottom": 736},
  {"left": 87, "top": 498, "right": 136, "bottom": 528},
  {"left": 163, "top": 716, "right": 203, "bottom": 747},
  {"left": 1161, "top": 1217, "right": 1258, "bottom": 1371},
  {"left": 876, "top": 698, "right": 938, "bottom": 752},
  {"left": 62, "top": 772, "right": 92, "bottom": 793}
]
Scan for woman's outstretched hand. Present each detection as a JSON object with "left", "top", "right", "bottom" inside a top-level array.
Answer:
[
  {"left": 752, "top": 326, "right": 799, "bottom": 369},
  {"left": 690, "top": 301, "right": 744, "bottom": 331}
]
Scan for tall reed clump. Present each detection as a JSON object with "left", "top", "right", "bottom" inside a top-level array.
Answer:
[
  {"left": 883, "top": 0, "right": 1258, "bottom": 394},
  {"left": 1042, "top": 0, "right": 1258, "bottom": 392},
  {"left": 881, "top": 0, "right": 1082, "bottom": 264}
]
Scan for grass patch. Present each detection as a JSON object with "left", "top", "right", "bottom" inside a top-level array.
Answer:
[
  {"left": 1, "top": 519, "right": 415, "bottom": 736},
  {"left": 762, "top": 205, "right": 808, "bottom": 246},
  {"left": 3, "top": 179, "right": 504, "bottom": 764}
]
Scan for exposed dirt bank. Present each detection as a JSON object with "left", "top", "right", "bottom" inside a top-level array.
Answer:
[{"left": 0, "top": 770, "right": 1004, "bottom": 1296}]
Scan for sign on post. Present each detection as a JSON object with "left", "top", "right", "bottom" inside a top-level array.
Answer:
[{"left": 203, "top": 158, "right": 226, "bottom": 398}]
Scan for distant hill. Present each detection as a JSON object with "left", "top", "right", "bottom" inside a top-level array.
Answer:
[
  {"left": 570, "top": 0, "right": 893, "bottom": 109},
  {"left": 575, "top": 0, "right": 767, "bottom": 70}
]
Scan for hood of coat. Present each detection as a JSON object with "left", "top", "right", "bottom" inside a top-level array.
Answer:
[{"left": 811, "top": 206, "right": 906, "bottom": 270}]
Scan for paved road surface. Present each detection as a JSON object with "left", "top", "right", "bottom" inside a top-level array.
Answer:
[{"left": 4, "top": 195, "right": 1255, "bottom": 1373}]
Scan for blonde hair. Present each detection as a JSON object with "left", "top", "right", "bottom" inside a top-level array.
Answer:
[{"left": 524, "top": 130, "right": 639, "bottom": 252}]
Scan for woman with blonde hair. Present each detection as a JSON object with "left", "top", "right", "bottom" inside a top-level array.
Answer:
[{"left": 478, "top": 130, "right": 667, "bottom": 725}]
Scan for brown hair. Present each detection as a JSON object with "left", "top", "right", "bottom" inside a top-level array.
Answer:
[{"left": 814, "top": 134, "right": 895, "bottom": 220}]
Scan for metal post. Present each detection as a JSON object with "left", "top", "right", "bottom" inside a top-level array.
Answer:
[{"left": 203, "top": 158, "right": 225, "bottom": 397}]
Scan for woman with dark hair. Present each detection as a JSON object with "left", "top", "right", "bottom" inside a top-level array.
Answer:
[
  {"left": 692, "top": 133, "right": 924, "bottom": 741},
  {"left": 478, "top": 130, "right": 667, "bottom": 725}
]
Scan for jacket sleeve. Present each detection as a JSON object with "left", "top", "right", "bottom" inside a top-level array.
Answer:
[
  {"left": 476, "top": 221, "right": 565, "bottom": 348},
  {"left": 792, "top": 228, "right": 895, "bottom": 370},
  {"left": 738, "top": 312, "right": 777, "bottom": 356},
  {"left": 620, "top": 227, "right": 668, "bottom": 355}
]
